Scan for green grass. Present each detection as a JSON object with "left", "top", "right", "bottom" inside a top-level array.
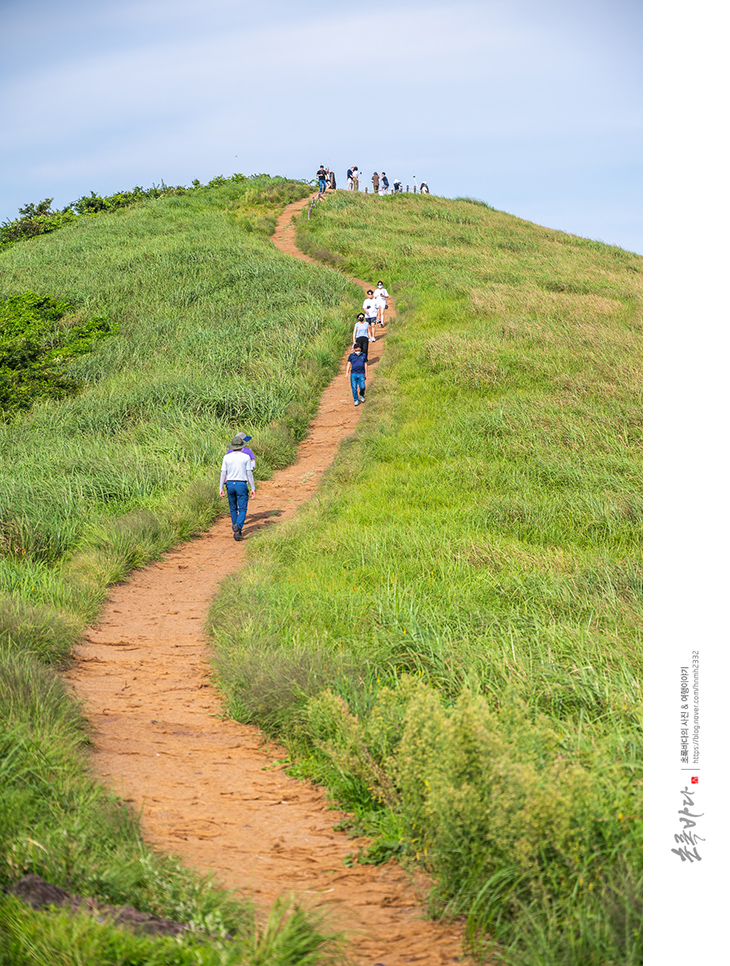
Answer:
[
  {"left": 208, "top": 190, "right": 642, "bottom": 964},
  {"left": 0, "top": 175, "right": 355, "bottom": 964}
]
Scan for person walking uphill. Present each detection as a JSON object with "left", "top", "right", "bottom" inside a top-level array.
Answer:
[
  {"left": 219, "top": 437, "right": 256, "bottom": 540},
  {"left": 228, "top": 432, "right": 255, "bottom": 468},
  {"left": 346, "top": 343, "right": 367, "bottom": 406}
]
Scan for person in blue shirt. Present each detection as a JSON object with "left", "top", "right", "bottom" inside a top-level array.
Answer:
[{"left": 345, "top": 343, "right": 368, "bottom": 406}]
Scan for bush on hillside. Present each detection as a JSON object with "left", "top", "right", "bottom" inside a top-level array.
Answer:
[{"left": 0, "top": 293, "right": 116, "bottom": 416}]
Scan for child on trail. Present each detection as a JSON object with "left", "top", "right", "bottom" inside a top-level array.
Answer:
[
  {"left": 374, "top": 280, "right": 389, "bottom": 326},
  {"left": 363, "top": 289, "right": 378, "bottom": 332},
  {"left": 353, "top": 312, "right": 373, "bottom": 359},
  {"left": 219, "top": 437, "right": 256, "bottom": 541},
  {"left": 346, "top": 343, "right": 367, "bottom": 406}
]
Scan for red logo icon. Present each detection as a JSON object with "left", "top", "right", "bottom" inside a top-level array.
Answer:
[{"left": 691, "top": 776, "right": 699, "bottom": 784}]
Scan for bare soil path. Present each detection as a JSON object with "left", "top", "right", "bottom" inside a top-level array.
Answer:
[{"left": 66, "top": 195, "right": 468, "bottom": 964}]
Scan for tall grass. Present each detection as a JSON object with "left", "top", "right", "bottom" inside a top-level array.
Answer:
[
  {"left": 209, "top": 191, "right": 642, "bottom": 964},
  {"left": 0, "top": 176, "right": 356, "bottom": 964},
  {"left": 0, "top": 176, "right": 358, "bottom": 583}
]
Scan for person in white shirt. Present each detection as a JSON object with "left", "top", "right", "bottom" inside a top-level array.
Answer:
[
  {"left": 219, "top": 437, "right": 256, "bottom": 541},
  {"left": 373, "top": 281, "right": 389, "bottom": 326},
  {"left": 363, "top": 290, "right": 378, "bottom": 333}
]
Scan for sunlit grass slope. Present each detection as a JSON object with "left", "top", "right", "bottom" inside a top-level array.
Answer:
[
  {"left": 209, "top": 191, "right": 643, "bottom": 965},
  {"left": 0, "top": 175, "right": 356, "bottom": 964}
]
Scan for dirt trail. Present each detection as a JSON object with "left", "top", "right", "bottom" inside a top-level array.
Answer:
[{"left": 66, "top": 195, "right": 468, "bottom": 964}]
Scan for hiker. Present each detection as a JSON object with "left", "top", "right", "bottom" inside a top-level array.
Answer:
[
  {"left": 219, "top": 437, "right": 256, "bottom": 541},
  {"left": 316, "top": 165, "right": 327, "bottom": 194},
  {"left": 228, "top": 432, "right": 255, "bottom": 468},
  {"left": 353, "top": 312, "right": 374, "bottom": 359},
  {"left": 374, "top": 281, "right": 389, "bottom": 326},
  {"left": 393, "top": 179, "right": 402, "bottom": 193},
  {"left": 327, "top": 168, "right": 336, "bottom": 190},
  {"left": 371, "top": 172, "right": 380, "bottom": 194},
  {"left": 363, "top": 289, "right": 378, "bottom": 333},
  {"left": 346, "top": 343, "right": 367, "bottom": 406},
  {"left": 380, "top": 172, "right": 389, "bottom": 195},
  {"left": 347, "top": 166, "right": 354, "bottom": 190},
  {"left": 352, "top": 167, "right": 360, "bottom": 191},
  {"left": 420, "top": 182, "right": 429, "bottom": 194}
]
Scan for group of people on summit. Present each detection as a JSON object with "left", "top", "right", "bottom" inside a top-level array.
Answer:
[{"left": 316, "top": 165, "right": 427, "bottom": 195}]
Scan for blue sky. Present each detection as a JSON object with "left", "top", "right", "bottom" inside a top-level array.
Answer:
[{"left": 1, "top": 0, "right": 642, "bottom": 251}]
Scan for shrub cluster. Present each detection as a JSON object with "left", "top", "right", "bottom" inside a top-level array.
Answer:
[{"left": 0, "top": 293, "right": 116, "bottom": 415}]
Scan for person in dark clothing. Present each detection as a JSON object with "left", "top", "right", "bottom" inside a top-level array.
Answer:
[
  {"left": 345, "top": 343, "right": 367, "bottom": 405},
  {"left": 316, "top": 165, "right": 327, "bottom": 193},
  {"left": 371, "top": 171, "right": 380, "bottom": 194}
]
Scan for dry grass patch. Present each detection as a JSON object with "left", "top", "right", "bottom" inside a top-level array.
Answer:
[{"left": 423, "top": 332, "right": 502, "bottom": 389}]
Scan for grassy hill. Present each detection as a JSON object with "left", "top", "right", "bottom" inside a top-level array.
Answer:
[
  {"left": 208, "top": 191, "right": 643, "bottom": 965},
  {"left": 0, "top": 175, "right": 357, "bottom": 964},
  {"left": 0, "top": 179, "right": 642, "bottom": 965}
]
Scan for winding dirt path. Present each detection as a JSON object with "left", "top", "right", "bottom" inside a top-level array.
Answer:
[{"left": 66, "top": 195, "right": 469, "bottom": 964}]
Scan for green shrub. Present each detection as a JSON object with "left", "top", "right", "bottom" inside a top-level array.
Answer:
[
  {"left": 0, "top": 293, "right": 115, "bottom": 415},
  {"left": 0, "top": 598, "right": 80, "bottom": 666}
]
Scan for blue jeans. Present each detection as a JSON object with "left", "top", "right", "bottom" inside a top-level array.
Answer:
[
  {"left": 350, "top": 372, "right": 365, "bottom": 401},
  {"left": 226, "top": 481, "right": 250, "bottom": 529},
  {"left": 318, "top": 178, "right": 327, "bottom": 193}
]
